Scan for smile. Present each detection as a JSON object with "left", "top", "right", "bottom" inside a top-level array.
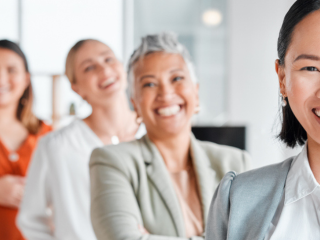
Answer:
[
  {"left": 156, "top": 104, "right": 181, "bottom": 117},
  {"left": 100, "top": 77, "right": 116, "bottom": 89},
  {"left": 313, "top": 108, "right": 320, "bottom": 118}
]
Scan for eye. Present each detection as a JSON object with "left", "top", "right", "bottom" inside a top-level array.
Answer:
[
  {"left": 84, "top": 65, "right": 95, "bottom": 72},
  {"left": 172, "top": 76, "right": 184, "bottom": 82},
  {"left": 301, "top": 66, "right": 319, "bottom": 72},
  {"left": 143, "top": 82, "right": 156, "bottom": 88},
  {"left": 8, "top": 67, "right": 17, "bottom": 73},
  {"left": 105, "top": 57, "right": 114, "bottom": 63}
]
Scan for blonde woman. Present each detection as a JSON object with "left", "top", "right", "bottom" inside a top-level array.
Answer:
[
  {"left": 90, "top": 33, "right": 251, "bottom": 240},
  {"left": 18, "top": 39, "right": 145, "bottom": 240},
  {"left": 0, "top": 40, "right": 52, "bottom": 240}
]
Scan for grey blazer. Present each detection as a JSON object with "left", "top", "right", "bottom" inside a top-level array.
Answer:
[
  {"left": 205, "top": 158, "right": 294, "bottom": 240},
  {"left": 89, "top": 134, "right": 250, "bottom": 240}
]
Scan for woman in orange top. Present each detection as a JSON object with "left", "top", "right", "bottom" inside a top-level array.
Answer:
[{"left": 0, "top": 40, "right": 51, "bottom": 240}]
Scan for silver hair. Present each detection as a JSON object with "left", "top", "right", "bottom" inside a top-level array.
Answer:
[{"left": 127, "top": 32, "right": 197, "bottom": 97}]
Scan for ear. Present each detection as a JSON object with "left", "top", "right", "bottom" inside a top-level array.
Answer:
[
  {"left": 275, "top": 59, "right": 287, "bottom": 96},
  {"left": 71, "top": 82, "right": 85, "bottom": 100},
  {"left": 131, "top": 97, "right": 139, "bottom": 115},
  {"left": 25, "top": 72, "right": 31, "bottom": 86},
  {"left": 195, "top": 83, "right": 200, "bottom": 105}
]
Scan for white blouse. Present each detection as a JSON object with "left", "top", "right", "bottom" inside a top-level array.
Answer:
[
  {"left": 17, "top": 119, "right": 145, "bottom": 240},
  {"left": 264, "top": 144, "right": 320, "bottom": 240}
]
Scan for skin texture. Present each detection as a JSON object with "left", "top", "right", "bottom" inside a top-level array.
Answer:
[
  {"left": 71, "top": 40, "right": 138, "bottom": 144},
  {"left": 132, "top": 52, "right": 199, "bottom": 172},
  {"left": 276, "top": 10, "right": 320, "bottom": 183},
  {"left": 0, "top": 48, "right": 29, "bottom": 208}
]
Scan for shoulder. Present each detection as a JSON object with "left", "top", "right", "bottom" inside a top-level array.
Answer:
[
  {"left": 196, "top": 139, "right": 251, "bottom": 175},
  {"left": 230, "top": 157, "right": 294, "bottom": 197},
  {"left": 90, "top": 138, "right": 142, "bottom": 170},
  {"left": 37, "top": 121, "right": 52, "bottom": 136},
  {"left": 39, "top": 120, "right": 82, "bottom": 143}
]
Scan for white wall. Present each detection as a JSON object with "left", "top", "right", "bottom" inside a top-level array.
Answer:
[{"left": 227, "top": 0, "right": 301, "bottom": 168}]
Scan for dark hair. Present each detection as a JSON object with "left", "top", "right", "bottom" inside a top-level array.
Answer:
[
  {"left": 0, "top": 39, "right": 42, "bottom": 134},
  {"left": 277, "top": 0, "right": 320, "bottom": 148}
]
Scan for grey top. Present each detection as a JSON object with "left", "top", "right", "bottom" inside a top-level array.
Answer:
[
  {"left": 205, "top": 157, "right": 294, "bottom": 240},
  {"left": 89, "top": 134, "right": 251, "bottom": 240}
]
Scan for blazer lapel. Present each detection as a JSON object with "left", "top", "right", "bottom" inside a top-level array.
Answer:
[
  {"left": 190, "top": 134, "right": 217, "bottom": 226},
  {"left": 140, "top": 135, "right": 185, "bottom": 237}
]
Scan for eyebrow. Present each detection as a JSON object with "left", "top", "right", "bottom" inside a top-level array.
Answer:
[
  {"left": 79, "top": 50, "right": 112, "bottom": 67},
  {"left": 170, "top": 68, "right": 183, "bottom": 73},
  {"left": 294, "top": 54, "right": 320, "bottom": 62},
  {"left": 140, "top": 75, "right": 156, "bottom": 82}
]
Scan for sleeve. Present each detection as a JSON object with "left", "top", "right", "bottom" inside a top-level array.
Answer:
[
  {"left": 90, "top": 148, "right": 204, "bottom": 240},
  {"left": 17, "top": 138, "right": 54, "bottom": 240},
  {"left": 205, "top": 171, "right": 235, "bottom": 240}
]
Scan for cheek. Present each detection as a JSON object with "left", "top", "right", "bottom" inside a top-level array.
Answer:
[
  {"left": 178, "top": 84, "right": 197, "bottom": 108},
  {"left": 287, "top": 73, "right": 316, "bottom": 121}
]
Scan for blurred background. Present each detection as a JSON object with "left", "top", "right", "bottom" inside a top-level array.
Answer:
[{"left": 0, "top": 0, "right": 301, "bottom": 168}]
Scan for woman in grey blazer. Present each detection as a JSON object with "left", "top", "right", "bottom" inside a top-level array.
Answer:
[
  {"left": 89, "top": 32, "right": 251, "bottom": 240},
  {"left": 206, "top": 1, "right": 320, "bottom": 239}
]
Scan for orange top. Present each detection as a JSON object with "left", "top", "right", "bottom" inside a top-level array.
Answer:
[{"left": 0, "top": 122, "right": 52, "bottom": 240}]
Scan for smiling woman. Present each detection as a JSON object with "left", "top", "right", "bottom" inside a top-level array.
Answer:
[
  {"left": 206, "top": 1, "right": 320, "bottom": 239},
  {"left": 17, "top": 39, "right": 145, "bottom": 240},
  {"left": 89, "top": 32, "right": 251, "bottom": 240}
]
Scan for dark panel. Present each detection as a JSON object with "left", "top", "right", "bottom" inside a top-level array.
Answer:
[{"left": 192, "top": 126, "right": 246, "bottom": 150}]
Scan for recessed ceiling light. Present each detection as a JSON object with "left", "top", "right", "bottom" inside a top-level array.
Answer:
[{"left": 202, "top": 9, "right": 223, "bottom": 27}]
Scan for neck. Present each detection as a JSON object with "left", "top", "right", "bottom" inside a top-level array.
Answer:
[
  {"left": 148, "top": 128, "right": 191, "bottom": 173},
  {"left": 0, "top": 103, "right": 18, "bottom": 126},
  {"left": 84, "top": 92, "right": 135, "bottom": 143},
  {"left": 307, "top": 136, "right": 320, "bottom": 184}
]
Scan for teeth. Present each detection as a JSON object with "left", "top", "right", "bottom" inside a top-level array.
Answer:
[
  {"left": 0, "top": 86, "right": 10, "bottom": 94},
  {"left": 157, "top": 105, "right": 181, "bottom": 117},
  {"left": 100, "top": 78, "right": 116, "bottom": 88},
  {"left": 315, "top": 109, "right": 320, "bottom": 117}
]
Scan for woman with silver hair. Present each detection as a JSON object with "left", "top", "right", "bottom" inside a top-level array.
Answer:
[{"left": 89, "top": 32, "right": 251, "bottom": 240}]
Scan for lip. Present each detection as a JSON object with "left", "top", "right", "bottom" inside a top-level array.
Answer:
[
  {"left": 99, "top": 77, "right": 118, "bottom": 89},
  {"left": 312, "top": 108, "right": 320, "bottom": 125}
]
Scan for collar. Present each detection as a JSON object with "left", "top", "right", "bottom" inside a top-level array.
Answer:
[{"left": 285, "top": 143, "right": 320, "bottom": 205}]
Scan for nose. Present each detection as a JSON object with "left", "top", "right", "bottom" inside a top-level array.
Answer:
[
  {"left": 98, "top": 64, "right": 113, "bottom": 79},
  {"left": 157, "top": 82, "right": 175, "bottom": 102}
]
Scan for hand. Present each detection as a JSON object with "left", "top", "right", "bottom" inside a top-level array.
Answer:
[
  {"left": 138, "top": 224, "right": 149, "bottom": 234},
  {"left": 0, "top": 175, "right": 25, "bottom": 208}
]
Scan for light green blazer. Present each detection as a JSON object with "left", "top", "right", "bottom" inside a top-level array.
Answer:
[{"left": 89, "top": 134, "right": 250, "bottom": 240}]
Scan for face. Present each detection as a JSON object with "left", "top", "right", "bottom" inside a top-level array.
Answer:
[
  {"left": 72, "top": 41, "right": 127, "bottom": 106},
  {"left": 276, "top": 10, "right": 320, "bottom": 145},
  {"left": 132, "top": 52, "right": 199, "bottom": 138},
  {"left": 0, "top": 48, "right": 30, "bottom": 108}
]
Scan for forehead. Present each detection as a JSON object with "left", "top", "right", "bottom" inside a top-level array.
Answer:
[
  {"left": 133, "top": 52, "right": 187, "bottom": 75},
  {"left": 0, "top": 48, "right": 24, "bottom": 65},
  {"left": 74, "top": 41, "right": 113, "bottom": 65},
  {"left": 287, "top": 10, "right": 320, "bottom": 61}
]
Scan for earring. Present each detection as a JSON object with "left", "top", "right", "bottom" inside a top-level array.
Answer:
[
  {"left": 280, "top": 94, "right": 287, "bottom": 107},
  {"left": 136, "top": 116, "right": 143, "bottom": 125},
  {"left": 194, "top": 105, "right": 200, "bottom": 114}
]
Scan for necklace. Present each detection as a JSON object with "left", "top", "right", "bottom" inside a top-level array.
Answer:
[{"left": 9, "top": 152, "right": 19, "bottom": 162}]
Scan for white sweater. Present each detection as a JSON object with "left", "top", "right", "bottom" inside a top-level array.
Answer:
[{"left": 18, "top": 119, "right": 145, "bottom": 240}]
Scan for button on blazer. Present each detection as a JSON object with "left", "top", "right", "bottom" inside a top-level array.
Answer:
[{"left": 89, "top": 134, "right": 251, "bottom": 240}]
